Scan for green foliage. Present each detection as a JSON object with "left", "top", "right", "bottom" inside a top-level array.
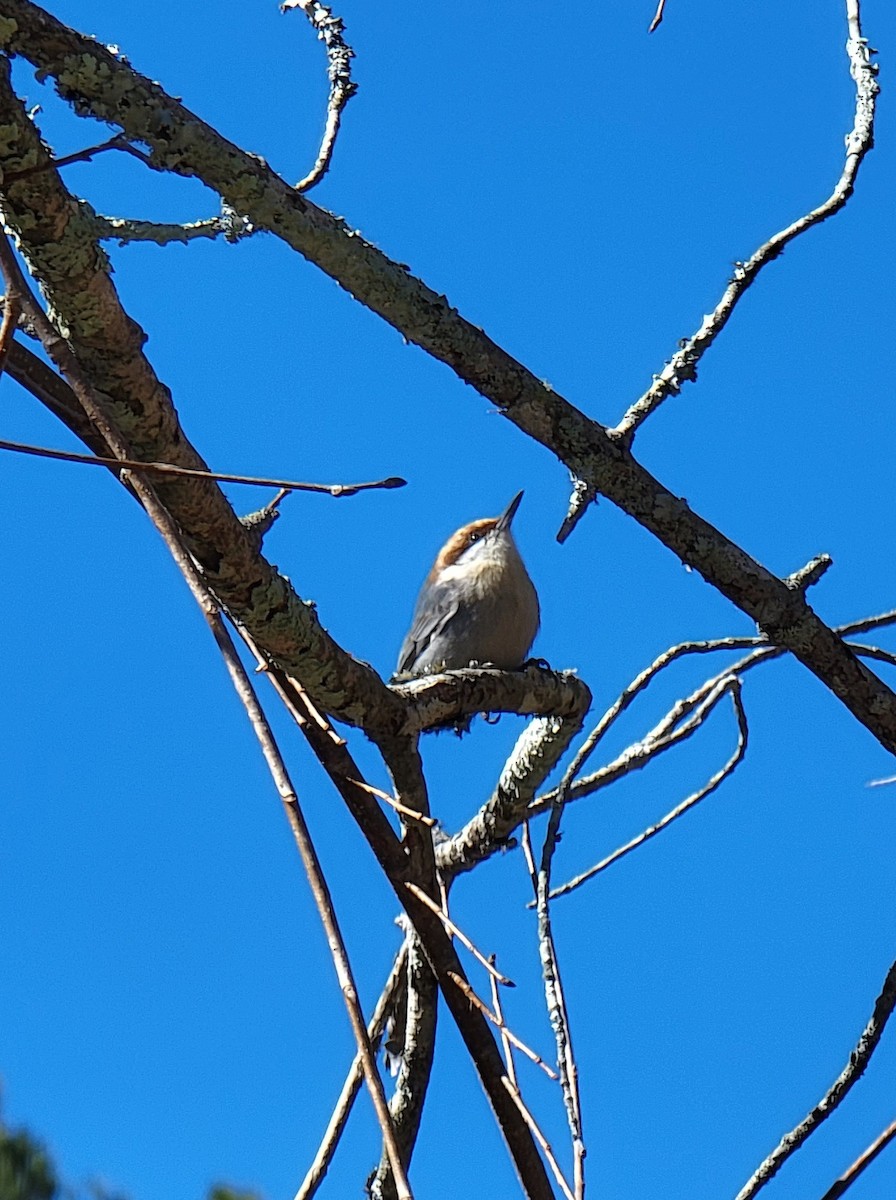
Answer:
[
  {"left": 0, "top": 1107, "right": 261, "bottom": 1200},
  {"left": 0, "top": 1119, "right": 57, "bottom": 1200}
]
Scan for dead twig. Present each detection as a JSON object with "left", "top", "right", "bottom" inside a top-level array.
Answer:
[
  {"left": 445, "top": 971, "right": 557, "bottom": 1080},
  {"left": 490, "top": 957, "right": 517, "bottom": 1088},
  {"left": 0, "top": 435, "right": 404, "bottom": 495},
  {"left": 525, "top": 763, "right": 586, "bottom": 1197},
  {"left": 847, "top": 642, "right": 896, "bottom": 669},
  {"left": 296, "top": 945, "right": 409, "bottom": 1200},
  {"left": 612, "top": 0, "right": 879, "bottom": 438},
  {"left": 734, "top": 958, "right": 896, "bottom": 1200},
  {"left": 647, "top": 0, "right": 667, "bottom": 33},
  {"left": 548, "top": 678, "right": 748, "bottom": 899},
  {"left": 282, "top": 0, "right": 358, "bottom": 192},
  {"left": 819, "top": 1116, "right": 896, "bottom": 1200},
  {"left": 529, "top": 611, "right": 896, "bottom": 823},
  {"left": 0, "top": 290, "right": 21, "bottom": 379},
  {"left": 247, "top": 662, "right": 557, "bottom": 1196},
  {"left": 348, "top": 780, "right": 437, "bottom": 828},
  {"left": 404, "top": 882, "right": 515, "bottom": 987},
  {"left": 4, "top": 133, "right": 152, "bottom": 181},
  {"left": 93, "top": 207, "right": 254, "bottom": 246},
  {"left": 502, "top": 1077, "right": 575, "bottom": 1200},
  {"left": 549, "top": 634, "right": 765, "bottom": 806}
]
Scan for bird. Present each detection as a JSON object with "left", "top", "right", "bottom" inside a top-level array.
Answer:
[{"left": 395, "top": 491, "right": 540, "bottom": 677}]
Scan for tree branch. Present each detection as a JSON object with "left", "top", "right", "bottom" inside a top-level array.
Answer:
[
  {"left": 734, "top": 958, "right": 896, "bottom": 1200},
  {"left": 612, "top": 0, "right": 879, "bottom": 437}
]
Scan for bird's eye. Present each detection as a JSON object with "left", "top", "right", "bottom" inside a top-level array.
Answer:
[{"left": 467, "top": 531, "right": 481, "bottom": 546}]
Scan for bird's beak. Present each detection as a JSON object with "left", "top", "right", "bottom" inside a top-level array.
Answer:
[{"left": 495, "top": 490, "right": 524, "bottom": 532}]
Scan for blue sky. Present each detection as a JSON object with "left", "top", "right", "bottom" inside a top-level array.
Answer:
[{"left": 2, "top": 1, "right": 896, "bottom": 1198}]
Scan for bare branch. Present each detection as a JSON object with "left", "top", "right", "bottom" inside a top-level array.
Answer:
[
  {"left": 3, "top": 132, "right": 152, "bottom": 180},
  {"left": 490, "top": 958, "right": 517, "bottom": 1088},
  {"left": 647, "top": 0, "right": 668, "bottom": 33},
  {"left": 502, "top": 1078, "right": 576, "bottom": 1200},
  {"left": 847, "top": 642, "right": 896, "bottom": 669},
  {"left": 435, "top": 674, "right": 592, "bottom": 878},
  {"left": 404, "top": 882, "right": 515, "bottom": 988},
  {"left": 548, "top": 678, "right": 748, "bottom": 899},
  {"left": 612, "top": 1, "right": 879, "bottom": 437},
  {"left": 0, "top": 65, "right": 407, "bottom": 733},
  {"left": 734, "top": 958, "right": 896, "bottom": 1200},
  {"left": 282, "top": 0, "right": 358, "bottom": 192},
  {"left": 255, "top": 671, "right": 557, "bottom": 1197},
  {"left": 297, "top": 946, "right": 409, "bottom": 1200},
  {"left": 445, "top": 972, "right": 558, "bottom": 1081},
  {"left": 0, "top": 289, "right": 20, "bottom": 378},
  {"left": 786, "top": 554, "right": 834, "bottom": 593},
  {"left": 368, "top": 933, "right": 437, "bottom": 1200},
  {"left": 348, "top": 779, "right": 438, "bottom": 828},
  {"left": 820, "top": 1117, "right": 896, "bottom": 1200},
  {"left": 525, "top": 773, "right": 586, "bottom": 1198},
  {"left": 548, "top": 635, "right": 766, "bottom": 802},
  {"left": 92, "top": 206, "right": 255, "bottom": 245},
  {"left": 556, "top": 476, "right": 597, "bottom": 545},
  {"left": 0, "top": 435, "right": 405, "bottom": 495}
]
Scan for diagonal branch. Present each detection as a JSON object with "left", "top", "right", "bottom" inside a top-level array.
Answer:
[
  {"left": 820, "top": 1117, "right": 896, "bottom": 1200},
  {"left": 296, "top": 945, "right": 409, "bottom": 1200},
  {"left": 612, "top": 0, "right": 879, "bottom": 437},
  {"left": 734, "top": 958, "right": 896, "bottom": 1200}
]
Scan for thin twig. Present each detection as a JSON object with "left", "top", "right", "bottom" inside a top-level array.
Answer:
[
  {"left": 0, "top": 291, "right": 21, "bottom": 378},
  {"left": 531, "top": 611, "right": 896, "bottom": 820},
  {"left": 404, "top": 882, "right": 515, "bottom": 987},
  {"left": 551, "top": 635, "right": 765, "bottom": 805},
  {"left": 556, "top": 476, "right": 597, "bottom": 545},
  {"left": 283, "top": 0, "right": 358, "bottom": 192},
  {"left": 612, "top": 0, "right": 879, "bottom": 438},
  {"left": 445, "top": 972, "right": 557, "bottom": 1080},
  {"left": 847, "top": 642, "right": 896, "bottom": 669},
  {"left": 549, "top": 679, "right": 748, "bottom": 899},
  {"left": 647, "top": 0, "right": 667, "bottom": 33},
  {"left": 819, "top": 1116, "right": 896, "bottom": 1200},
  {"left": 4, "top": 133, "right": 152, "bottom": 181},
  {"left": 0, "top": 435, "right": 405, "bottom": 495},
  {"left": 348, "top": 780, "right": 437, "bottom": 827},
  {"left": 502, "top": 1078, "right": 575, "bottom": 1200},
  {"left": 734, "top": 958, "right": 896, "bottom": 1200},
  {"left": 531, "top": 661, "right": 755, "bottom": 825},
  {"left": 530, "top": 766, "right": 586, "bottom": 1197},
  {"left": 296, "top": 945, "right": 409, "bottom": 1200},
  {"left": 368, "top": 932, "right": 437, "bottom": 1200},
  {"left": 838, "top": 610, "right": 896, "bottom": 638},
  {"left": 490, "top": 957, "right": 517, "bottom": 1087}
]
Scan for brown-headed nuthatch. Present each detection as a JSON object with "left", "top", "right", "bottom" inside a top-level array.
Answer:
[{"left": 396, "top": 491, "right": 540, "bottom": 676}]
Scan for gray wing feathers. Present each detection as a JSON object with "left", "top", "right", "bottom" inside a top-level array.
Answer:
[{"left": 396, "top": 582, "right": 460, "bottom": 674}]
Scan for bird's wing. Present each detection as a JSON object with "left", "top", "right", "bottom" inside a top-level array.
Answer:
[{"left": 396, "top": 580, "right": 460, "bottom": 674}]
